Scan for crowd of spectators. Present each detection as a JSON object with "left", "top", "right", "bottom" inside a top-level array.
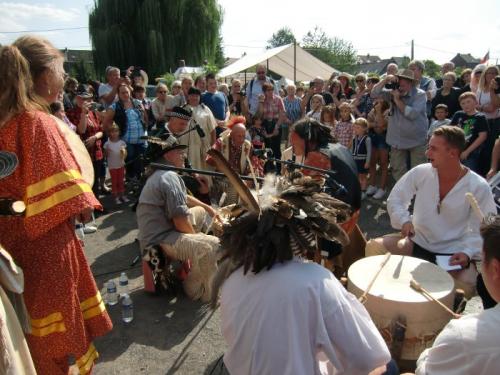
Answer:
[{"left": 54, "top": 59, "right": 500, "bottom": 209}]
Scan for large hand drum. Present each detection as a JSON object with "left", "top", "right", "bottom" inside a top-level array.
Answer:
[{"left": 347, "top": 255, "right": 455, "bottom": 361}]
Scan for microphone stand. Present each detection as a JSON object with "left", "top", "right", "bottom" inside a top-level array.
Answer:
[{"left": 149, "top": 163, "right": 264, "bottom": 182}]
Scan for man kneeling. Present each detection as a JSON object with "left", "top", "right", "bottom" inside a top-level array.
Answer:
[
  {"left": 137, "top": 141, "right": 219, "bottom": 302},
  {"left": 366, "top": 126, "right": 496, "bottom": 297}
]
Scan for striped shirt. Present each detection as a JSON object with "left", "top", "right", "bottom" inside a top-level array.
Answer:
[{"left": 284, "top": 96, "right": 302, "bottom": 124}]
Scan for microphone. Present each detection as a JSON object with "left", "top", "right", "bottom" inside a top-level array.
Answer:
[{"left": 194, "top": 124, "right": 205, "bottom": 138}]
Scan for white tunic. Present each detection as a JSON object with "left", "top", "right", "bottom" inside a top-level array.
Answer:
[
  {"left": 220, "top": 260, "right": 391, "bottom": 375},
  {"left": 416, "top": 303, "right": 500, "bottom": 375},
  {"left": 387, "top": 164, "right": 496, "bottom": 260}
]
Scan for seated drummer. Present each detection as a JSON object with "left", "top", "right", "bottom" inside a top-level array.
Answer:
[
  {"left": 414, "top": 215, "right": 500, "bottom": 375},
  {"left": 367, "top": 126, "right": 496, "bottom": 298},
  {"left": 210, "top": 180, "right": 392, "bottom": 375},
  {"left": 206, "top": 116, "right": 253, "bottom": 205},
  {"left": 136, "top": 140, "right": 220, "bottom": 302}
]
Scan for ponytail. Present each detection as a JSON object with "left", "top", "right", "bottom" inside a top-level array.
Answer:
[{"left": 0, "top": 45, "right": 45, "bottom": 127}]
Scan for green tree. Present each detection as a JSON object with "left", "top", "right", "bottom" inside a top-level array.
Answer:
[
  {"left": 423, "top": 59, "right": 441, "bottom": 79},
  {"left": 301, "top": 26, "right": 357, "bottom": 73},
  {"left": 88, "top": 0, "right": 224, "bottom": 79},
  {"left": 266, "top": 27, "right": 296, "bottom": 49}
]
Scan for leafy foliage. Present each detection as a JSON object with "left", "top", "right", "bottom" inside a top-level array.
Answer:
[
  {"left": 422, "top": 59, "right": 441, "bottom": 79},
  {"left": 301, "top": 26, "right": 357, "bottom": 73},
  {"left": 89, "top": 0, "right": 224, "bottom": 79},
  {"left": 266, "top": 27, "right": 296, "bottom": 49}
]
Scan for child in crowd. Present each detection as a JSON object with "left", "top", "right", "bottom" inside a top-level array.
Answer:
[
  {"left": 306, "top": 94, "right": 324, "bottom": 121},
  {"left": 247, "top": 114, "right": 266, "bottom": 176},
  {"left": 104, "top": 123, "right": 129, "bottom": 204},
  {"left": 450, "top": 92, "right": 488, "bottom": 174},
  {"left": 333, "top": 102, "right": 354, "bottom": 148},
  {"left": 351, "top": 118, "right": 371, "bottom": 199},
  {"left": 366, "top": 99, "right": 390, "bottom": 199},
  {"left": 428, "top": 104, "right": 451, "bottom": 139},
  {"left": 247, "top": 114, "right": 267, "bottom": 150},
  {"left": 320, "top": 105, "right": 337, "bottom": 136}
]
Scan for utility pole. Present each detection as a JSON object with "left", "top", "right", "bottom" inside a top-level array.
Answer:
[{"left": 411, "top": 40, "right": 414, "bottom": 60}]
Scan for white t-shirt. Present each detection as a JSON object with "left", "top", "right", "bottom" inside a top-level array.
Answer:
[
  {"left": 103, "top": 139, "right": 127, "bottom": 169},
  {"left": 416, "top": 303, "right": 500, "bottom": 375},
  {"left": 220, "top": 259, "right": 391, "bottom": 375},
  {"left": 98, "top": 83, "right": 118, "bottom": 106},
  {"left": 476, "top": 89, "right": 500, "bottom": 120}
]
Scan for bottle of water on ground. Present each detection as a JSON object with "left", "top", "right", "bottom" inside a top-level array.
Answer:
[
  {"left": 121, "top": 293, "right": 134, "bottom": 323},
  {"left": 106, "top": 279, "right": 118, "bottom": 306},
  {"left": 119, "top": 272, "right": 129, "bottom": 297}
]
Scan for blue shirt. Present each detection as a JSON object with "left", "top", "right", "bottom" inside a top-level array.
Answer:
[
  {"left": 201, "top": 91, "right": 228, "bottom": 121},
  {"left": 284, "top": 96, "right": 302, "bottom": 124},
  {"left": 111, "top": 100, "right": 145, "bottom": 144}
]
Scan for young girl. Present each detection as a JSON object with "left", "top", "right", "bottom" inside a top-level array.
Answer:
[
  {"left": 333, "top": 102, "right": 354, "bottom": 148},
  {"left": 247, "top": 114, "right": 267, "bottom": 176},
  {"left": 320, "top": 104, "right": 337, "bottom": 136},
  {"left": 351, "top": 118, "right": 371, "bottom": 199},
  {"left": 104, "top": 123, "right": 129, "bottom": 204},
  {"left": 306, "top": 94, "right": 324, "bottom": 121}
]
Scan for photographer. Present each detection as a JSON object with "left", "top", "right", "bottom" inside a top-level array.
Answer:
[
  {"left": 371, "top": 69, "right": 428, "bottom": 181},
  {"left": 67, "top": 84, "right": 108, "bottom": 195},
  {"left": 98, "top": 66, "right": 122, "bottom": 106}
]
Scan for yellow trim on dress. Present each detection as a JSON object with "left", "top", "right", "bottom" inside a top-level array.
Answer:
[
  {"left": 80, "top": 292, "right": 104, "bottom": 311},
  {"left": 77, "top": 342, "right": 99, "bottom": 374},
  {"left": 26, "top": 169, "right": 82, "bottom": 198},
  {"left": 30, "top": 312, "right": 66, "bottom": 337},
  {"left": 25, "top": 183, "right": 92, "bottom": 217},
  {"left": 82, "top": 301, "right": 106, "bottom": 320}
]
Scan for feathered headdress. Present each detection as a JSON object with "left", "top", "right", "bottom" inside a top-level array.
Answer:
[{"left": 211, "top": 171, "right": 352, "bottom": 307}]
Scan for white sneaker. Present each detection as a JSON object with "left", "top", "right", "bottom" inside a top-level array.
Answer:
[
  {"left": 373, "top": 188, "right": 386, "bottom": 200},
  {"left": 366, "top": 185, "right": 377, "bottom": 196},
  {"left": 83, "top": 225, "right": 97, "bottom": 234},
  {"left": 121, "top": 196, "right": 130, "bottom": 203},
  {"left": 115, "top": 197, "right": 122, "bottom": 205},
  {"left": 361, "top": 191, "right": 367, "bottom": 200}
]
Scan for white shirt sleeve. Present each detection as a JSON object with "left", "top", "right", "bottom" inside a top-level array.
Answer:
[
  {"left": 387, "top": 168, "right": 420, "bottom": 229},
  {"left": 416, "top": 320, "right": 467, "bottom": 375},
  {"left": 320, "top": 280, "right": 391, "bottom": 374}
]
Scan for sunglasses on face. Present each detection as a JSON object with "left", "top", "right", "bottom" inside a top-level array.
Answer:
[{"left": 158, "top": 91, "right": 167, "bottom": 94}]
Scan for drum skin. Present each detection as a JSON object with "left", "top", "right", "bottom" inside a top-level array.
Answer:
[{"left": 347, "top": 255, "right": 455, "bottom": 360}]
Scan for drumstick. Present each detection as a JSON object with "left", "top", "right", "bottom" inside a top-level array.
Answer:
[
  {"left": 359, "top": 252, "right": 391, "bottom": 304},
  {"left": 410, "top": 279, "right": 461, "bottom": 319},
  {"left": 465, "top": 192, "right": 485, "bottom": 221}
]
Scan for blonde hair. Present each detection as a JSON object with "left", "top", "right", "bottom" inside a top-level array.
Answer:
[
  {"left": 354, "top": 117, "right": 368, "bottom": 128},
  {"left": 0, "top": 41, "right": 51, "bottom": 126},
  {"left": 479, "top": 65, "right": 500, "bottom": 91}
]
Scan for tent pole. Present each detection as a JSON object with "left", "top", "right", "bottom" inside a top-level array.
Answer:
[
  {"left": 245, "top": 70, "right": 247, "bottom": 85},
  {"left": 294, "top": 42, "right": 297, "bottom": 83}
]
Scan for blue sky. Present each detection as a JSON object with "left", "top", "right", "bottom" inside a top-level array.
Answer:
[{"left": 1, "top": 0, "right": 499, "bottom": 64}]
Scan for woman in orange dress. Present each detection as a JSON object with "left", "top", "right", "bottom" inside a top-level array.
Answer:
[{"left": 0, "top": 36, "right": 112, "bottom": 374}]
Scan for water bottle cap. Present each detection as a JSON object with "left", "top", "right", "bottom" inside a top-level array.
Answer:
[
  {"left": 122, "top": 293, "right": 130, "bottom": 299},
  {"left": 121, "top": 272, "right": 126, "bottom": 276}
]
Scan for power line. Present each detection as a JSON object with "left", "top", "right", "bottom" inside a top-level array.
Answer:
[{"left": 0, "top": 26, "right": 88, "bottom": 34}]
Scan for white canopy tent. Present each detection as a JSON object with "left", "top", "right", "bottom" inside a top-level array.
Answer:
[{"left": 217, "top": 43, "right": 338, "bottom": 82}]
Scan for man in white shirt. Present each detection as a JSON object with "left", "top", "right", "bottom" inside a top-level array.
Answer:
[
  {"left": 414, "top": 214, "right": 500, "bottom": 375},
  {"left": 211, "top": 178, "right": 392, "bottom": 375},
  {"left": 366, "top": 126, "right": 496, "bottom": 296}
]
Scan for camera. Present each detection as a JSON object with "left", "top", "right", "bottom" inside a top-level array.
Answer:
[
  {"left": 495, "top": 76, "right": 500, "bottom": 94},
  {"left": 385, "top": 82, "right": 399, "bottom": 90},
  {"left": 252, "top": 148, "right": 273, "bottom": 159}
]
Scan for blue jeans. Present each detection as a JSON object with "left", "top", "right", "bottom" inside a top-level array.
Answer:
[{"left": 125, "top": 142, "right": 146, "bottom": 179}]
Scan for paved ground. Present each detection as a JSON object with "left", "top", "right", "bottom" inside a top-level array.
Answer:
[{"left": 84, "top": 187, "right": 481, "bottom": 374}]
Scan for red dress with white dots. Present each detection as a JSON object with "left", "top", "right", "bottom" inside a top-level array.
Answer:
[{"left": 0, "top": 111, "right": 113, "bottom": 374}]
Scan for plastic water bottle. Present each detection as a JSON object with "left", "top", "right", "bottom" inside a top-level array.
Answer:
[
  {"left": 121, "top": 293, "right": 134, "bottom": 323},
  {"left": 119, "top": 272, "right": 129, "bottom": 297},
  {"left": 106, "top": 280, "right": 118, "bottom": 306}
]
